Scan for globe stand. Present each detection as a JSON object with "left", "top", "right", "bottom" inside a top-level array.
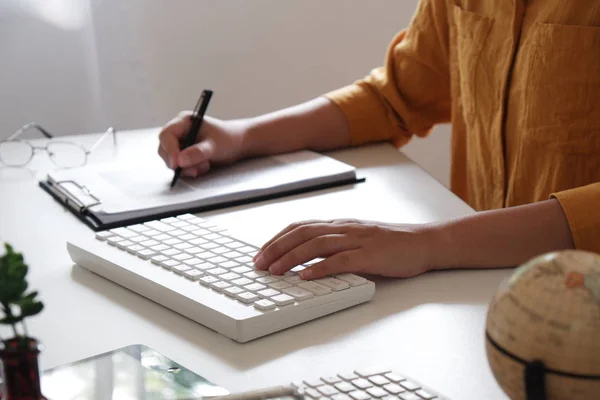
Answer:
[{"left": 525, "top": 360, "right": 547, "bottom": 400}]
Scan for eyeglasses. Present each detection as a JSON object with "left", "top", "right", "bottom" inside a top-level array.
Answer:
[{"left": 0, "top": 123, "right": 117, "bottom": 168}]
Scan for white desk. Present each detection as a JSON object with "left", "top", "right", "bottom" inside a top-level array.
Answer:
[{"left": 0, "top": 128, "right": 509, "bottom": 399}]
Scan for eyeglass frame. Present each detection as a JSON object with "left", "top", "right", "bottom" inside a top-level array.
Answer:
[{"left": 0, "top": 122, "right": 117, "bottom": 168}]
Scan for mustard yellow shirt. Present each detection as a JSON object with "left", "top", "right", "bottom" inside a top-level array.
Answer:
[{"left": 327, "top": 0, "right": 600, "bottom": 253}]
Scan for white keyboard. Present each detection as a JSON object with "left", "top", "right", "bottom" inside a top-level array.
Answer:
[
  {"left": 66, "top": 213, "right": 375, "bottom": 342},
  {"left": 292, "top": 366, "right": 450, "bottom": 400},
  {"left": 221, "top": 366, "right": 450, "bottom": 400}
]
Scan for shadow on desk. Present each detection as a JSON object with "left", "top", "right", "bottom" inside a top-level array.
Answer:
[{"left": 70, "top": 264, "right": 509, "bottom": 370}]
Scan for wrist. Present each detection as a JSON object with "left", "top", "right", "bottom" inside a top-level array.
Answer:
[{"left": 421, "top": 221, "right": 458, "bottom": 271}]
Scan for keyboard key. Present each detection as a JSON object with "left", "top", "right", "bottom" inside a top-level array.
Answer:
[
  {"left": 415, "top": 390, "right": 435, "bottom": 399},
  {"left": 192, "top": 228, "right": 211, "bottom": 236},
  {"left": 161, "top": 248, "right": 181, "bottom": 257},
  {"left": 225, "top": 241, "right": 245, "bottom": 249},
  {"left": 176, "top": 213, "right": 195, "bottom": 220},
  {"left": 161, "top": 260, "right": 181, "bottom": 270},
  {"left": 208, "top": 256, "right": 227, "bottom": 264},
  {"left": 144, "top": 221, "right": 173, "bottom": 232},
  {"left": 317, "top": 385, "right": 339, "bottom": 396},
  {"left": 151, "top": 255, "right": 169, "bottom": 265},
  {"left": 351, "top": 379, "right": 372, "bottom": 390},
  {"left": 304, "top": 388, "right": 321, "bottom": 398},
  {"left": 220, "top": 272, "right": 242, "bottom": 282},
  {"left": 151, "top": 244, "right": 170, "bottom": 252},
  {"left": 298, "top": 281, "right": 332, "bottom": 296},
  {"left": 223, "top": 251, "right": 243, "bottom": 259},
  {"left": 399, "top": 381, "right": 420, "bottom": 391},
  {"left": 95, "top": 231, "right": 113, "bottom": 241},
  {"left": 322, "top": 376, "right": 342, "bottom": 385},
  {"left": 232, "top": 278, "right": 253, "bottom": 286},
  {"left": 304, "top": 379, "right": 325, "bottom": 388},
  {"left": 368, "top": 375, "right": 390, "bottom": 386},
  {"left": 254, "top": 299, "right": 276, "bottom": 311},
  {"left": 258, "top": 289, "right": 281, "bottom": 299},
  {"left": 172, "top": 264, "right": 191, "bottom": 275},
  {"left": 189, "top": 237, "right": 208, "bottom": 245},
  {"left": 116, "top": 240, "right": 134, "bottom": 250},
  {"left": 195, "top": 262, "right": 217, "bottom": 271},
  {"left": 212, "top": 247, "right": 229, "bottom": 254},
  {"left": 244, "top": 270, "right": 268, "bottom": 279},
  {"left": 199, "top": 276, "right": 219, "bottom": 286},
  {"left": 130, "top": 236, "right": 148, "bottom": 243},
  {"left": 398, "top": 393, "right": 420, "bottom": 400},
  {"left": 143, "top": 229, "right": 161, "bottom": 237},
  {"left": 236, "top": 291, "right": 259, "bottom": 303},
  {"left": 384, "top": 373, "right": 405, "bottom": 383},
  {"left": 332, "top": 395, "right": 352, "bottom": 400},
  {"left": 215, "top": 236, "right": 233, "bottom": 244},
  {"left": 207, "top": 267, "right": 228, "bottom": 276},
  {"left": 200, "top": 242, "right": 219, "bottom": 250},
  {"left": 173, "top": 253, "right": 193, "bottom": 261},
  {"left": 270, "top": 281, "right": 292, "bottom": 290},
  {"left": 244, "top": 283, "right": 267, "bottom": 292},
  {"left": 129, "top": 224, "right": 150, "bottom": 233},
  {"left": 210, "top": 281, "right": 231, "bottom": 292},
  {"left": 154, "top": 233, "right": 171, "bottom": 241},
  {"left": 183, "top": 269, "right": 204, "bottom": 280},
  {"left": 283, "top": 287, "right": 313, "bottom": 300},
  {"left": 272, "top": 294, "right": 295, "bottom": 306},
  {"left": 223, "top": 286, "right": 244, "bottom": 297},
  {"left": 257, "top": 276, "right": 280, "bottom": 284},
  {"left": 284, "top": 275, "right": 303, "bottom": 284},
  {"left": 336, "top": 273, "right": 367, "bottom": 287},
  {"left": 232, "top": 266, "right": 252, "bottom": 274},
  {"left": 236, "top": 255, "right": 254, "bottom": 263},
  {"left": 185, "top": 247, "right": 204, "bottom": 255},
  {"left": 181, "top": 225, "right": 198, "bottom": 232},
  {"left": 183, "top": 258, "right": 203, "bottom": 266},
  {"left": 221, "top": 260, "right": 239, "bottom": 269},
  {"left": 169, "top": 230, "right": 187, "bottom": 237},
  {"left": 239, "top": 246, "right": 256, "bottom": 254},
  {"left": 197, "top": 251, "right": 216, "bottom": 259},
  {"left": 160, "top": 217, "right": 179, "bottom": 224},
  {"left": 179, "top": 233, "right": 196, "bottom": 241},
  {"left": 356, "top": 367, "right": 392, "bottom": 378},
  {"left": 383, "top": 384, "right": 405, "bottom": 394},
  {"left": 348, "top": 390, "right": 370, "bottom": 400},
  {"left": 205, "top": 233, "right": 221, "bottom": 240},
  {"left": 334, "top": 382, "right": 355, "bottom": 393},
  {"left": 366, "top": 387, "right": 389, "bottom": 398},
  {"left": 110, "top": 228, "right": 137, "bottom": 238},
  {"left": 137, "top": 249, "right": 157, "bottom": 259},
  {"left": 126, "top": 244, "right": 145, "bottom": 254},
  {"left": 338, "top": 373, "right": 359, "bottom": 381},
  {"left": 316, "top": 278, "right": 349, "bottom": 291},
  {"left": 164, "top": 238, "right": 182, "bottom": 246},
  {"left": 140, "top": 239, "right": 159, "bottom": 247},
  {"left": 174, "top": 242, "right": 193, "bottom": 250},
  {"left": 170, "top": 220, "right": 190, "bottom": 228}
]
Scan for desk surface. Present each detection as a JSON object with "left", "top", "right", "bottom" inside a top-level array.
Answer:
[{"left": 0, "top": 129, "right": 509, "bottom": 400}]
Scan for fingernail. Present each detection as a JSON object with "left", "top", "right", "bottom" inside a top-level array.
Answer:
[
  {"left": 299, "top": 269, "right": 312, "bottom": 280},
  {"left": 268, "top": 264, "right": 280, "bottom": 275}
]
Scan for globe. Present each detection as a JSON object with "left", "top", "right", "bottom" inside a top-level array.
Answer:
[{"left": 485, "top": 250, "right": 600, "bottom": 400}]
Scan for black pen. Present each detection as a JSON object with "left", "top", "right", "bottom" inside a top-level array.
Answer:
[{"left": 170, "top": 89, "right": 213, "bottom": 188}]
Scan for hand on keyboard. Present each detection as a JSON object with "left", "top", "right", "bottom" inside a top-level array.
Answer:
[{"left": 253, "top": 219, "right": 434, "bottom": 281}]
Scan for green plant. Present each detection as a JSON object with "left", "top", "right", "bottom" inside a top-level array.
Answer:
[{"left": 0, "top": 243, "right": 44, "bottom": 345}]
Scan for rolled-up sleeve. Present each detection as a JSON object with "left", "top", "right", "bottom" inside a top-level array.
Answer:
[
  {"left": 552, "top": 183, "right": 600, "bottom": 253},
  {"left": 325, "top": 0, "right": 452, "bottom": 147}
]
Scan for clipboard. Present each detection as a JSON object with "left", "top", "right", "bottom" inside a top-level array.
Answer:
[{"left": 39, "top": 151, "right": 365, "bottom": 231}]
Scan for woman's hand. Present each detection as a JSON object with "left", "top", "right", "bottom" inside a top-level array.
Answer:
[
  {"left": 158, "top": 112, "right": 248, "bottom": 178},
  {"left": 253, "top": 219, "right": 437, "bottom": 280}
]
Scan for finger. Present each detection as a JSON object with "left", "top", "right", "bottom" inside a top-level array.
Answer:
[
  {"left": 254, "top": 223, "right": 347, "bottom": 270},
  {"left": 268, "top": 234, "right": 359, "bottom": 275},
  {"left": 178, "top": 139, "right": 216, "bottom": 168},
  {"left": 255, "top": 219, "right": 328, "bottom": 260},
  {"left": 299, "top": 249, "right": 364, "bottom": 280},
  {"left": 159, "top": 113, "right": 192, "bottom": 168},
  {"left": 181, "top": 161, "right": 211, "bottom": 178}
]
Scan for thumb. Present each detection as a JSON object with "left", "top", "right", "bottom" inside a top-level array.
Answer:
[{"left": 178, "top": 139, "right": 216, "bottom": 168}]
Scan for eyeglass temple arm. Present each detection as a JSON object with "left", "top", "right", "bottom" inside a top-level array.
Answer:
[
  {"left": 87, "top": 127, "right": 117, "bottom": 154},
  {"left": 7, "top": 123, "right": 54, "bottom": 141}
]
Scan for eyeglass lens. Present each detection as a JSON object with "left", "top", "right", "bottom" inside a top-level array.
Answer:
[{"left": 0, "top": 141, "right": 33, "bottom": 166}]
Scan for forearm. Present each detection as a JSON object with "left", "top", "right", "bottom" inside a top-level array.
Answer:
[
  {"left": 240, "top": 97, "right": 350, "bottom": 158},
  {"left": 430, "top": 199, "right": 575, "bottom": 270}
]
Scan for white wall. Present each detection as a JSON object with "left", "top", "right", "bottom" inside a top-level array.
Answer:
[{"left": 0, "top": 0, "right": 451, "bottom": 186}]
